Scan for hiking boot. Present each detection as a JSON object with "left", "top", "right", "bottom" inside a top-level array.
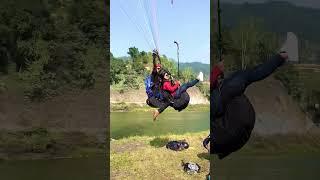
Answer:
[
  {"left": 280, "top": 32, "right": 299, "bottom": 63},
  {"left": 153, "top": 109, "right": 160, "bottom": 121},
  {"left": 197, "top": 72, "right": 204, "bottom": 82}
]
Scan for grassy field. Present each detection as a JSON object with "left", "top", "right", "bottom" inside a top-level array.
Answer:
[
  {"left": 110, "top": 131, "right": 210, "bottom": 180},
  {"left": 239, "top": 133, "right": 320, "bottom": 154},
  {"left": 0, "top": 128, "right": 105, "bottom": 160}
]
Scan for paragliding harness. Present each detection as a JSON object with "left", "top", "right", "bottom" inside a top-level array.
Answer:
[
  {"left": 144, "top": 75, "right": 164, "bottom": 100},
  {"left": 181, "top": 160, "right": 201, "bottom": 175},
  {"left": 166, "top": 140, "right": 189, "bottom": 151}
]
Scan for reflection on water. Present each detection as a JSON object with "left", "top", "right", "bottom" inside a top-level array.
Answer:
[
  {"left": 0, "top": 156, "right": 106, "bottom": 180},
  {"left": 213, "top": 153, "right": 320, "bottom": 180},
  {"left": 111, "top": 112, "right": 209, "bottom": 139}
]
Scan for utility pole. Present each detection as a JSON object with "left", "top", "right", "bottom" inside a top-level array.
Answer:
[
  {"left": 217, "top": 0, "right": 223, "bottom": 62},
  {"left": 174, "top": 41, "right": 180, "bottom": 78}
]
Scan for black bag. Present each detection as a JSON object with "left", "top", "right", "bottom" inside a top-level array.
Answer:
[
  {"left": 203, "top": 135, "right": 210, "bottom": 151},
  {"left": 166, "top": 140, "right": 189, "bottom": 151}
]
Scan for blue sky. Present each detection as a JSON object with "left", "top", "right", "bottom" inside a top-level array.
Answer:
[{"left": 111, "top": 0, "right": 210, "bottom": 64}]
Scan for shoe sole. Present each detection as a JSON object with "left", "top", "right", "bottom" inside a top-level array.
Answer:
[{"left": 280, "top": 32, "right": 299, "bottom": 63}]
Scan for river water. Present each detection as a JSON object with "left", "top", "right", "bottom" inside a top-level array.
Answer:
[{"left": 111, "top": 111, "right": 210, "bottom": 139}]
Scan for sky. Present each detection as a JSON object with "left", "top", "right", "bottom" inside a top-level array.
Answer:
[{"left": 110, "top": 0, "right": 210, "bottom": 64}]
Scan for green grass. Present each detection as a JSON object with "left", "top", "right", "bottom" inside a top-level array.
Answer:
[
  {"left": 111, "top": 103, "right": 209, "bottom": 112},
  {"left": 0, "top": 128, "right": 105, "bottom": 160},
  {"left": 297, "top": 70, "right": 320, "bottom": 91},
  {"left": 0, "top": 70, "right": 26, "bottom": 95},
  {"left": 110, "top": 131, "right": 210, "bottom": 179},
  {"left": 275, "top": 65, "right": 320, "bottom": 111},
  {"left": 234, "top": 133, "right": 320, "bottom": 156}
]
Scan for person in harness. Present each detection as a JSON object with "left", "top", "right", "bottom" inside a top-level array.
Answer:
[
  {"left": 145, "top": 49, "right": 194, "bottom": 121},
  {"left": 150, "top": 49, "right": 162, "bottom": 91},
  {"left": 206, "top": 51, "right": 292, "bottom": 159},
  {"left": 152, "top": 69, "right": 204, "bottom": 121},
  {"left": 145, "top": 50, "right": 172, "bottom": 114}
]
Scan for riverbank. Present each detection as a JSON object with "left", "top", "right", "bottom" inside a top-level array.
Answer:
[
  {"left": 111, "top": 131, "right": 320, "bottom": 179},
  {"left": 110, "top": 131, "right": 210, "bottom": 179},
  {"left": 111, "top": 103, "right": 209, "bottom": 112},
  {"left": 0, "top": 128, "right": 105, "bottom": 160},
  {"left": 239, "top": 133, "right": 320, "bottom": 154}
]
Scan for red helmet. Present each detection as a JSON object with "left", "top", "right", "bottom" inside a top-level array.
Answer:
[{"left": 210, "top": 65, "right": 224, "bottom": 89}]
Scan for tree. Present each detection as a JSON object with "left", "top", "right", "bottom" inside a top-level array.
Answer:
[
  {"left": 127, "top": 47, "right": 139, "bottom": 61},
  {"left": 140, "top": 51, "right": 148, "bottom": 64},
  {"left": 110, "top": 57, "right": 126, "bottom": 84},
  {"left": 181, "top": 67, "right": 194, "bottom": 82},
  {"left": 229, "top": 17, "right": 279, "bottom": 69},
  {"left": 0, "top": 0, "right": 107, "bottom": 100}
]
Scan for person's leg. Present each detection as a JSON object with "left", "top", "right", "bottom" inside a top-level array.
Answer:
[
  {"left": 219, "top": 54, "right": 286, "bottom": 110},
  {"left": 147, "top": 96, "right": 170, "bottom": 121},
  {"left": 153, "top": 101, "right": 170, "bottom": 121},
  {"left": 245, "top": 54, "right": 286, "bottom": 84},
  {"left": 174, "top": 79, "right": 199, "bottom": 98},
  {"left": 147, "top": 97, "right": 162, "bottom": 108},
  {"left": 162, "top": 90, "right": 174, "bottom": 104},
  {"left": 158, "top": 101, "right": 170, "bottom": 113}
]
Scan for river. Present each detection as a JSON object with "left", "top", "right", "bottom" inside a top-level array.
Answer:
[{"left": 111, "top": 111, "right": 210, "bottom": 139}]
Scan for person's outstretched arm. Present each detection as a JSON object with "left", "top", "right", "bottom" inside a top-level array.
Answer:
[{"left": 152, "top": 50, "right": 161, "bottom": 66}]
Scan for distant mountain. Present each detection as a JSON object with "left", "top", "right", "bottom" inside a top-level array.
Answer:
[
  {"left": 113, "top": 54, "right": 210, "bottom": 79},
  {"left": 117, "top": 56, "right": 131, "bottom": 61},
  {"left": 180, "top": 62, "right": 210, "bottom": 79},
  {"left": 221, "top": 1, "right": 320, "bottom": 42}
]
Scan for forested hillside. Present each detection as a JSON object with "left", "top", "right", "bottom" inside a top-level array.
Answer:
[{"left": 0, "top": 0, "right": 107, "bottom": 101}]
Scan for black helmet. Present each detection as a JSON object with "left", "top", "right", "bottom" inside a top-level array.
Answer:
[{"left": 159, "top": 68, "right": 171, "bottom": 78}]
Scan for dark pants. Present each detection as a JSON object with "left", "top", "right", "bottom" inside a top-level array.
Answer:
[
  {"left": 146, "top": 97, "right": 170, "bottom": 113},
  {"left": 211, "top": 54, "right": 285, "bottom": 117},
  {"left": 210, "top": 54, "right": 285, "bottom": 156},
  {"left": 174, "top": 79, "right": 199, "bottom": 99}
]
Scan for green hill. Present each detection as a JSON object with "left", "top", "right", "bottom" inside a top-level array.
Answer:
[
  {"left": 180, "top": 62, "right": 210, "bottom": 80},
  {"left": 112, "top": 54, "right": 210, "bottom": 80},
  {"left": 221, "top": 1, "right": 320, "bottom": 43}
]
